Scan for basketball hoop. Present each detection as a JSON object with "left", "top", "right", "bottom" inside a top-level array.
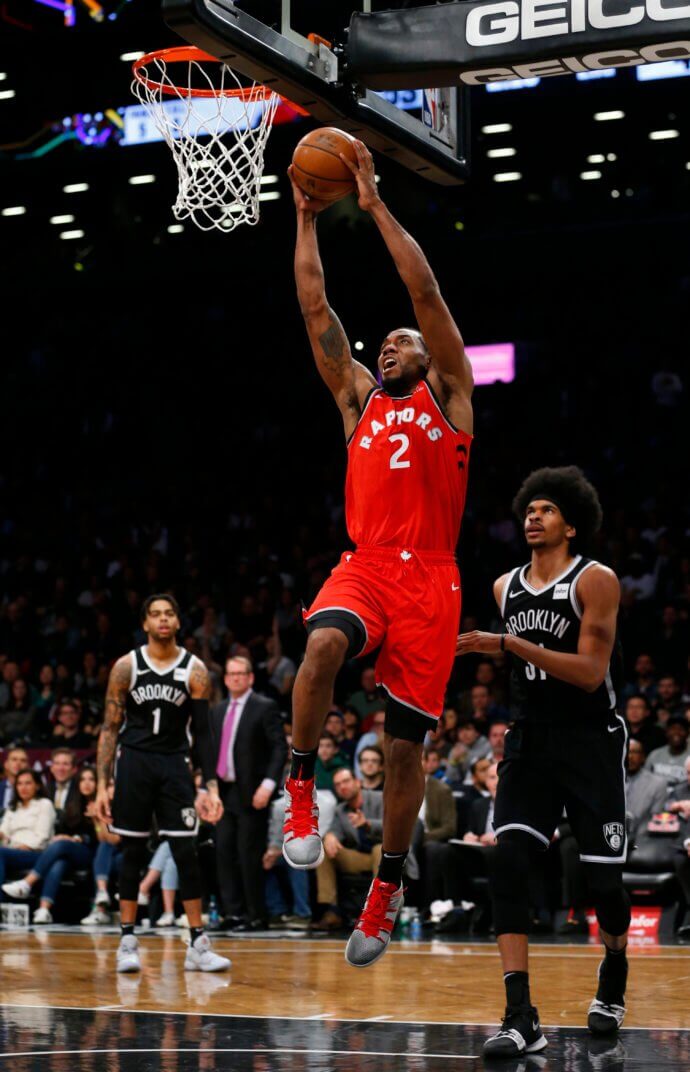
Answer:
[{"left": 132, "top": 47, "right": 288, "bottom": 233}]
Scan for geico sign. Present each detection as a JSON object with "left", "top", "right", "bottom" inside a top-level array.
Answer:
[
  {"left": 460, "top": 39, "right": 690, "bottom": 81},
  {"left": 467, "top": 0, "right": 690, "bottom": 45}
]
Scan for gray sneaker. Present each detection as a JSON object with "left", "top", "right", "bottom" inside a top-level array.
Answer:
[
  {"left": 282, "top": 777, "right": 324, "bottom": 870},
  {"left": 345, "top": 878, "right": 404, "bottom": 968},
  {"left": 116, "top": 934, "right": 141, "bottom": 973},
  {"left": 184, "top": 933, "right": 232, "bottom": 972}
]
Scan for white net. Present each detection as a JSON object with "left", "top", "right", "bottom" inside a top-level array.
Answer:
[{"left": 132, "top": 52, "right": 280, "bottom": 233}]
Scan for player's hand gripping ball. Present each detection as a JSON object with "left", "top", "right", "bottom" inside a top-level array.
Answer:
[{"left": 291, "top": 127, "right": 358, "bottom": 203}]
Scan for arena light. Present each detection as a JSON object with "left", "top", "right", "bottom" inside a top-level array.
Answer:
[
  {"left": 259, "top": 174, "right": 279, "bottom": 185},
  {"left": 258, "top": 190, "right": 281, "bottom": 202},
  {"left": 128, "top": 174, "right": 156, "bottom": 185},
  {"left": 63, "top": 183, "right": 89, "bottom": 193},
  {"left": 0, "top": 89, "right": 16, "bottom": 101},
  {"left": 587, "top": 154, "right": 605, "bottom": 164},
  {"left": 607, "top": 153, "right": 617, "bottom": 161},
  {"left": 466, "top": 343, "right": 515, "bottom": 386},
  {"left": 354, "top": 341, "right": 365, "bottom": 352},
  {"left": 0, "top": 73, "right": 6, "bottom": 81},
  {"left": 611, "top": 189, "right": 621, "bottom": 198},
  {"left": 487, "top": 147, "right": 516, "bottom": 158},
  {"left": 120, "top": 51, "right": 146, "bottom": 62},
  {"left": 493, "top": 171, "right": 521, "bottom": 183},
  {"left": 594, "top": 110, "right": 625, "bottom": 121},
  {"left": 580, "top": 170, "right": 602, "bottom": 180},
  {"left": 167, "top": 224, "right": 184, "bottom": 233},
  {"left": 481, "top": 123, "right": 512, "bottom": 134},
  {"left": 59, "top": 229, "right": 85, "bottom": 240},
  {"left": 648, "top": 129, "right": 679, "bottom": 140},
  {"left": 1, "top": 205, "right": 26, "bottom": 217},
  {"left": 49, "top": 214, "right": 75, "bottom": 225}
]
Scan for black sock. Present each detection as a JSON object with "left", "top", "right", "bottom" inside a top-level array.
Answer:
[
  {"left": 377, "top": 850, "right": 407, "bottom": 886},
  {"left": 290, "top": 747, "right": 317, "bottom": 781},
  {"left": 190, "top": 926, "right": 205, "bottom": 945},
  {"left": 598, "top": 944, "right": 628, "bottom": 1004},
  {"left": 121, "top": 923, "right": 135, "bottom": 938},
  {"left": 504, "top": 971, "right": 531, "bottom": 1009}
]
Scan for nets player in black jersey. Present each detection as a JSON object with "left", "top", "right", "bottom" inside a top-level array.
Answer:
[
  {"left": 95, "top": 594, "right": 230, "bottom": 974},
  {"left": 458, "top": 467, "right": 630, "bottom": 1059}
]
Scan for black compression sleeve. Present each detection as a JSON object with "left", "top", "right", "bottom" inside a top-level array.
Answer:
[{"left": 190, "top": 699, "right": 215, "bottom": 785}]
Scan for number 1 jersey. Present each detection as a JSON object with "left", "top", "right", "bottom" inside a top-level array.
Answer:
[
  {"left": 345, "top": 380, "right": 472, "bottom": 553},
  {"left": 120, "top": 646, "right": 196, "bottom": 754}
]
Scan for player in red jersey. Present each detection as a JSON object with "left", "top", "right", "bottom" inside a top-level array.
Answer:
[{"left": 283, "top": 140, "right": 474, "bottom": 967}]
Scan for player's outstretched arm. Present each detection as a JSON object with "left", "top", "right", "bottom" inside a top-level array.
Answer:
[
  {"left": 341, "top": 140, "right": 473, "bottom": 434},
  {"left": 189, "top": 658, "right": 223, "bottom": 825},
  {"left": 95, "top": 655, "right": 130, "bottom": 823},
  {"left": 457, "top": 565, "right": 620, "bottom": 692},
  {"left": 289, "top": 167, "right": 366, "bottom": 440}
]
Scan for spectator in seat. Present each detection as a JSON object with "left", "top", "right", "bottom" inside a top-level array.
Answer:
[
  {"left": 49, "top": 699, "right": 91, "bottom": 750},
  {"left": 654, "top": 676, "right": 683, "bottom": 720},
  {"left": 487, "top": 719, "right": 510, "bottom": 764},
  {"left": 358, "top": 745, "right": 385, "bottom": 792},
  {"left": 625, "top": 695, "right": 665, "bottom": 755},
  {"left": 462, "top": 684, "right": 494, "bottom": 734},
  {"left": 474, "top": 661, "right": 509, "bottom": 711},
  {"left": 347, "top": 667, "right": 381, "bottom": 721},
  {"left": 263, "top": 634, "right": 297, "bottom": 703},
  {"left": 463, "top": 762, "right": 499, "bottom": 846},
  {"left": 47, "top": 748, "right": 79, "bottom": 817},
  {"left": 0, "top": 661, "right": 20, "bottom": 713},
  {"left": 422, "top": 746, "right": 450, "bottom": 784},
  {"left": 0, "top": 747, "right": 29, "bottom": 816},
  {"left": 452, "top": 756, "right": 493, "bottom": 838},
  {"left": 645, "top": 714, "right": 690, "bottom": 790},
  {"left": 33, "top": 665, "right": 57, "bottom": 738},
  {"left": 314, "top": 731, "right": 349, "bottom": 793},
  {"left": 313, "top": 767, "right": 383, "bottom": 931},
  {"left": 665, "top": 756, "right": 690, "bottom": 937},
  {"left": 0, "top": 679, "right": 36, "bottom": 746},
  {"left": 137, "top": 841, "right": 180, "bottom": 928},
  {"left": 324, "top": 710, "right": 346, "bottom": 747},
  {"left": 621, "top": 653, "right": 658, "bottom": 706},
  {"left": 416, "top": 748, "right": 457, "bottom": 910},
  {"left": 1, "top": 765, "right": 98, "bottom": 923},
  {"left": 0, "top": 770, "right": 55, "bottom": 897},
  {"left": 354, "top": 708, "right": 386, "bottom": 777},
  {"left": 446, "top": 720, "right": 492, "bottom": 786},
  {"left": 81, "top": 779, "right": 121, "bottom": 925},
  {"left": 339, "top": 707, "right": 361, "bottom": 765}
]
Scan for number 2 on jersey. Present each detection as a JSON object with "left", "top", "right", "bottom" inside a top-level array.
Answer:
[
  {"left": 152, "top": 706, "right": 161, "bottom": 734},
  {"left": 389, "top": 433, "right": 411, "bottom": 469}
]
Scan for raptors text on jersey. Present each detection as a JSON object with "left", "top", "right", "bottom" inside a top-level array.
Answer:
[{"left": 346, "top": 379, "right": 472, "bottom": 552}]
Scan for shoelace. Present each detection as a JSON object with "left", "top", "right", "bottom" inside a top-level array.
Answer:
[
  {"left": 356, "top": 880, "right": 400, "bottom": 940},
  {"left": 283, "top": 779, "right": 319, "bottom": 839}
]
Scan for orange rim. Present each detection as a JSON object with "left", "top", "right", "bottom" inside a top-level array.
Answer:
[{"left": 132, "top": 46, "right": 277, "bottom": 100}]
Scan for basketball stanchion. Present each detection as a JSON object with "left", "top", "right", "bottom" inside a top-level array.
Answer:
[{"left": 132, "top": 46, "right": 307, "bottom": 233}]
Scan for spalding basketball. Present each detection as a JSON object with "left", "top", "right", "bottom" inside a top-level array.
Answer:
[{"left": 292, "top": 127, "right": 358, "bottom": 203}]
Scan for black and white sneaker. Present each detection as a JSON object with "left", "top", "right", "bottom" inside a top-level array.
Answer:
[
  {"left": 588, "top": 957, "right": 627, "bottom": 1035},
  {"left": 483, "top": 1005, "right": 548, "bottom": 1058},
  {"left": 587, "top": 997, "right": 626, "bottom": 1035}
]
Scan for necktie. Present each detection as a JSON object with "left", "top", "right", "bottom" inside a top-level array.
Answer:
[{"left": 216, "top": 700, "right": 238, "bottom": 780}]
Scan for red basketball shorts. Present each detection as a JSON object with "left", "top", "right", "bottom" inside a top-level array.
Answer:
[{"left": 304, "top": 546, "right": 461, "bottom": 721}]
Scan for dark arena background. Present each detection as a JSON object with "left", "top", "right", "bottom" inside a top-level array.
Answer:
[{"left": 1, "top": 2, "right": 689, "bottom": 1069}]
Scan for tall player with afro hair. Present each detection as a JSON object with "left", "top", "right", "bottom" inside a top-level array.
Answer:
[{"left": 458, "top": 467, "right": 630, "bottom": 1059}]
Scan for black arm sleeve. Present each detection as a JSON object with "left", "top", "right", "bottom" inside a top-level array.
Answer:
[{"left": 190, "top": 699, "right": 215, "bottom": 785}]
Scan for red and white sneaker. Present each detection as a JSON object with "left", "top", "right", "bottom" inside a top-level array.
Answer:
[
  {"left": 282, "top": 777, "right": 324, "bottom": 870},
  {"left": 345, "top": 878, "right": 404, "bottom": 968}
]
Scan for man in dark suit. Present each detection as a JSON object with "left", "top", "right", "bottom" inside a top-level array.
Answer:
[
  {"left": 46, "top": 747, "right": 80, "bottom": 817},
  {"left": 210, "top": 655, "right": 287, "bottom": 931},
  {"left": 0, "top": 746, "right": 28, "bottom": 817}
]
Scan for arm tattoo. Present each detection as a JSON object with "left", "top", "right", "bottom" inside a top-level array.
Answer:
[
  {"left": 97, "top": 657, "right": 130, "bottom": 785},
  {"left": 318, "top": 314, "right": 349, "bottom": 373}
]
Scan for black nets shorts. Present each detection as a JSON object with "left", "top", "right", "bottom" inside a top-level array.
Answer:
[
  {"left": 493, "top": 714, "right": 628, "bottom": 864},
  {"left": 110, "top": 746, "right": 198, "bottom": 839}
]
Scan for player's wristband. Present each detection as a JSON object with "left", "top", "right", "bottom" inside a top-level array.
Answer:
[{"left": 500, "top": 633, "right": 507, "bottom": 652}]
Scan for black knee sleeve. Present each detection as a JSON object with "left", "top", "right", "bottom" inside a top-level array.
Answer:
[
  {"left": 585, "top": 864, "right": 631, "bottom": 937},
  {"left": 167, "top": 836, "right": 202, "bottom": 903},
  {"left": 119, "top": 838, "right": 150, "bottom": 903},
  {"left": 491, "top": 831, "right": 541, "bottom": 936}
]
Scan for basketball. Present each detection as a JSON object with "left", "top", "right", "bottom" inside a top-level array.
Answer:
[{"left": 291, "top": 127, "right": 358, "bottom": 203}]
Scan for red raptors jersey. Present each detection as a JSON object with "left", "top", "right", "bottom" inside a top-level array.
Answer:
[{"left": 346, "top": 380, "right": 472, "bottom": 552}]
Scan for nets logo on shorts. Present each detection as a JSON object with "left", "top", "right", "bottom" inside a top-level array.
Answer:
[
  {"left": 603, "top": 822, "right": 625, "bottom": 852},
  {"left": 181, "top": 807, "right": 197, "bottom": 829}
]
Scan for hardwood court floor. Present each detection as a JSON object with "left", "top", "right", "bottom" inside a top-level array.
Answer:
[{"left": 1, "top": 930, "right": 690, "bottom": 1029}]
